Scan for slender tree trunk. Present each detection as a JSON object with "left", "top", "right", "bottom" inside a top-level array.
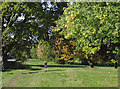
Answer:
[
  {"left": 89, "top": 60, "right": 94, "bottom": 68},
  {"left": 115, "top": 62, "right": 117, "bottom": 69}
]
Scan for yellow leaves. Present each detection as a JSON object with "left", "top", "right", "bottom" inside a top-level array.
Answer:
[
  {"left": 91, "top": 47, "right": 98, "bottom": 54},
  {"left": 65, "top": 24, "right": 72, "bottom": 29},
  {"left": 64, "top": 8, "right": 69, "bottom": 14},
  {"left": 51, "top": 26, "right": 54, "bottom": 29},
  {"left": 66, "top": 16, "right": 72, "bottom": 22},
  {"left": 100, "top": 29, "right": 103, "bottom": 32},
  {"left": 113, "top": 31, "right": 119, "bottom": 37},
  {"left": 97, "top": 46, "right": 100, "bottom": 51},
  {"left": 66, "top": 7, "right": 70, "bottom": 10},
  {"left": 52, "top": 28, "right": 60, "bottom": 32},
  {"left": 63, "top": 7, "right": 66, "bottom": 10},
  {"left": 70, "top": 10, "right": 74, "bottom": 14},
  {"left": 64, "top": 58, "right": 68, "bottom": 61},
  {"left": 51, "top": 26, "right": 60, "bottom": 32},
  {"left": 65, "top": 34, "right": 69, "bottom": 39},
  {"left": 99, "top": 28, "right": 103, "bottom": 32},
  {"left": 92, "top": 29, "right": 96, "bottom": 34},
  {"left": 66, "top": 16, "right": 69, "bottom": 20},
  {"left": 70, "top": 40, "right": 74, "bottom": 45},
  {"left": 65, "top": 24, "right": 67, "bottom": 27},
  {"left": 103, "top": 14, "right": 107, "bottom": 17},
  {"left": 71, "top": 12, "right": 78, "bottom": 18},
  {"left": 96, "top": 14, "right": 101, "bottom": 18},
  {"left": 99, "top": 14, "right": 108, "bottom": 24},
  {"left": 65, "top": 10, "right": 78, "bottom": 22},
  {"left": 71, "top": 14, "right": 76, "bottom": 18}
]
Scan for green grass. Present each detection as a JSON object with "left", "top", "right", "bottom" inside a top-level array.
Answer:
[{"left": 2, "top": 59, "right": 118, "bottom": 87}]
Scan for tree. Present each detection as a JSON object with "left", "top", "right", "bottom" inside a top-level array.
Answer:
[
  {"left": 37, "top": 40, "right": 55, "bottom": 62},
  {"left": 52, "top": 2, "right": 120, "bottom": 68},
  {"left": 2, "top": 2, "right": 68, "bottom": 69},
  {"left": 52, "top": 32, "right": 86, "bottom": 64},
  {"left": 2, "top": 2, "right": 45, "bottom": 69}
]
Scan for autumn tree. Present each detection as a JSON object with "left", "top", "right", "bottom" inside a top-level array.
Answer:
[{"left": 52, "top": 32, "right": 86, "bottom": 64}]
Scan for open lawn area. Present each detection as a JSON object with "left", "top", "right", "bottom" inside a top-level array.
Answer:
[{"left": 2, "top": 59, "right": 118, "bottom": 87}]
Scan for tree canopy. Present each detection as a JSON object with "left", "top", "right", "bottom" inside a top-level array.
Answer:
[
  {"left": 2, "top": 2, "right": 68, "bottom": 69},
  {"left": 52, "top": 2, "right": 120, "bottom": 64}
]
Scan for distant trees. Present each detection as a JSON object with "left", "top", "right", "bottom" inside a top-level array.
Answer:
[
  {"left": 52, "top": 2, "right": 120, "bottom": 68},
  {"left": 30, "top": 45, "right": 38, "bottom": 59},
  {"left": 37, "top": 40, "right": 55, "bottom": 62}
]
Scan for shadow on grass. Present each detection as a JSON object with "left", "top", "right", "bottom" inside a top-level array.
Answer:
[
  {"left": 28, "top": 64, "right": 88, "bottom": 68},
  {"left": 21, "top": 71, "right": 39, "bottom": 74},
  {"left": 44, "top": 69, "right": 64, "bottom": 72},
  {"left": 2, "top": 62, "right": 42, "bottom": 72},
  {"left": 73, "top": 62, "right": 119, "bottom": 67},
  {"left": 3, "top": 61, "right": 118, "bottom": 72}
]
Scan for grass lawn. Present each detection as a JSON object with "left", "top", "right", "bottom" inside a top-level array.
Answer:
[{"left": 2, "top": 59, "right": 118, "bottom": 87}]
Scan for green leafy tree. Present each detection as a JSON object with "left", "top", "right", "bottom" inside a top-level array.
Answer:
[
  {"left": 52, "top": 2, "right": 120, "bottom": 67},
  {"left": 2, "top": 2, "right": 45, "bottom": 69},
  {"left": 2, "top": 2, "right": 68, "bottom": 69}
]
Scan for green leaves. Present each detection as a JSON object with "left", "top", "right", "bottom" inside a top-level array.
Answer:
[
  {"left": 53, "top": 2, "right": 120, "bottom": 61},
  {"left": 111, "top": 59, "right": 118, "bottom": 64}
]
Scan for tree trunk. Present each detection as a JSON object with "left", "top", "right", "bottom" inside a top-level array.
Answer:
[
  {"left": 2, "top": 42, "right": 16, "bottom": 70},
  {"left": 89, "top": 60, "right": 94, "bottom": 68},
  {"left": 3, "top": 52, "right": 8, "bottom": 70},
  {"left": 115, "top": 62, "right": 117, "bottom": 69}
]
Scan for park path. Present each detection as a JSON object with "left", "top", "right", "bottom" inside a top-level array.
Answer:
[
  {"left": 6, "top": 61, "right": 30, "bottom": 87},
  {"left": 6, "top": 60, "right": 42, "bottom": 87},
  {"left": 6, "top": 69, "right": 46, "bottom": 87},
  {"left": 7, "top": 75, "right": 22, "bottom": 87}
]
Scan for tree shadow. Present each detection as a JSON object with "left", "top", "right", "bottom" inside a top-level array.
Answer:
[
  {"left": 3, "top": 61, "right": 118, "bottom": 72},
  {"left": 73, "top": 62, "right": 119, "bottom": 67},
  {"left": 28, "top": 64, "right": 88, "bottom": 68},
  {"left": 21, "top": 71, "right": 39, "bottom": 74},
  {"left": 44, "top": 69, "right": 64, "bottom": 72},
  {"left": 2, "top": 62, "right": 42, "bottom": 72}
]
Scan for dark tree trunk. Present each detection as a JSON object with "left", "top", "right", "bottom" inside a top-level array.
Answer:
[
  {"left": 2, "top": 41, "right": 15, "bottom": 70},
  {"left": 115, "top": 62, "right": 117, "bottom": 69},
  {"left": 89, "top": 60, "right": 94, "bottom": 68},
  {"left": 3, "top": 52, "right": 8, "bottom": 70}
]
